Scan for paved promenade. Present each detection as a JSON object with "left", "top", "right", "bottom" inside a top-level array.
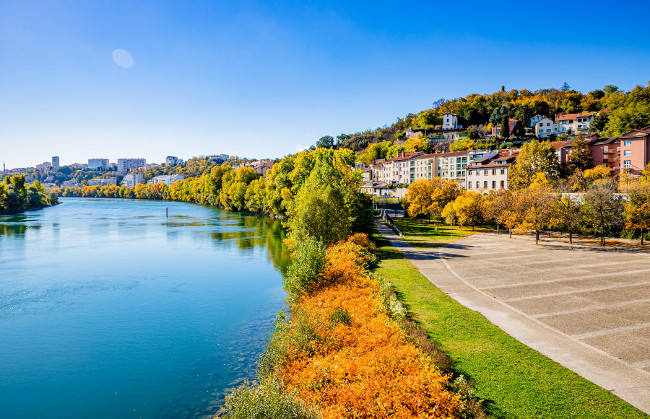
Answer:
[{"left": 376, "top": 221, "right": 650, "bottom": 414}]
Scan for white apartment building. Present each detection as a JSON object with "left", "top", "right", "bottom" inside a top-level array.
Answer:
[
  {"left": 88, "top": 158, "right": 109, "bottom": 171},
  {"left": 122, "top": 173, "right": 144, "bottom": 188},
  {"left": 529, "top": 115, "right": 544, "bottom": 127},
  {"left": 442, "top": 113, "right": 458, "bottom": 130},
  {"left": 52, "top": 156, "right": 60, "bottom": 169},
  {"left": 118, "top": 158, "right": 146, "bottom": 172},
  {"left": 535, "top": 117, "right": 559, "bottom": 138}
]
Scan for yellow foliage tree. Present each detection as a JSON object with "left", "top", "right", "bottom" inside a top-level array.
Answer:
[
  {"left": 453, "top": 192, "right": 484, "bottom": 230},
  {"left": 583, "top": 165, "right": 610, "bottom": 182}
]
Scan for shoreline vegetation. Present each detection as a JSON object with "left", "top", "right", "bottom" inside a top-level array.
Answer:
[
  {"left": 0, "top": 174, "right": 59, "bottom": 215},
  {"left": 217, "top": 150, "right": 482, "bottom": 417}
]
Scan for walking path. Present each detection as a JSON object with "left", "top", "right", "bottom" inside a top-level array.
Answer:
[{"left": 375, "top": 220, "right": 650, "bottom": 414}]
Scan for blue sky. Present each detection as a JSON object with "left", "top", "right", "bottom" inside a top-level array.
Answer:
[{"left": 1, "top": 0, "right": 650, "bottom": 169}]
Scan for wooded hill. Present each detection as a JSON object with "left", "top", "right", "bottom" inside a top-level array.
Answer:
[{"left": 334, "top": 82, "right": 650, "bottom": 153}]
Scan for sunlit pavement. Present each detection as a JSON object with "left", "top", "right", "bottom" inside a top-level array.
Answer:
[{"left": 376, "top": 221, "right": 650, "bottom": 414}]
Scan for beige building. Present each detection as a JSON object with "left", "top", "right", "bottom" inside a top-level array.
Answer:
[{"left": 466, "top": 150, "right": 518, "bottom": 192}]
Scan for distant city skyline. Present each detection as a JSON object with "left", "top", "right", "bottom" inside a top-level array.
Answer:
[{"left": 2, "top": 0, "right": 650, "bottom": 169}]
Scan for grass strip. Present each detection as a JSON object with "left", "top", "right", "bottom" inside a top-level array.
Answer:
[{"left": 373, "top": 218, "right": 647, "bottom": 418}]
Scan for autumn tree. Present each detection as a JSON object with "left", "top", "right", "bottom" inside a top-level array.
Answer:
[
  {"left": 624, "top": 180, "right": 650, "bottom": 245},
  {"left": 404, "top": 179, "right": 434, "bottom": 221},
  {"left": 512, "top": 183, "right": 557, "bottom": 245},
  {"left": 551, "top": 196, "right": 583, "bottom": 244},
  {"left": 582, "top": 179, "right": 624, "bottom": 246},
  {"left": 453, "top": 192, "right": 484, "bottom": 230},
  {"left": 483, "top": 189, "right": 513, "bottom": 234},
  {"left": 508, "top": 140, "right": 561, "bottom": 190}
]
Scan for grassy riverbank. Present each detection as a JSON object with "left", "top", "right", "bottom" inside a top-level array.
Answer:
[{"left": 373, "top": 218, "right": 647, "bottom": 418}]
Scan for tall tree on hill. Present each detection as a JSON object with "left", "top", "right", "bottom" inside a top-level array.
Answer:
[
  {"left": 500, "top": 115, "right": 510, "bottom": 139},
  {"left": 316, "top": 136, "right": 334, "bottom": 149},
  {"left": 512, "top": 119, "right": 525, "bottom": 139}
]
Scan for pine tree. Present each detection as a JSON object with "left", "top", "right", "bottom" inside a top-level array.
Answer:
[{"left": 500, "top": 115, "right": 510, "bottom": 139}]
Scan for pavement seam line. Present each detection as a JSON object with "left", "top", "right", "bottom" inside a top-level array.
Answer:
[
  {"left": 532, "top": 298, "right": 650, "bottom": 319},
  {"left": 574, "top": 322, "right": 650, "bottom": 340},
  {"left": 501, "top": 280, "right": 650, "bottom": 302},
  {"left": 478, "top": 268, "right": 650, "bottom": 290}
]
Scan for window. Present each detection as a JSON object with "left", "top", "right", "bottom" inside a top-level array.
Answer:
[
  {"left": 468, "top": 182, "right": 472, "bottom": 189},
  {"left": 492, "top": 169, "right": 496, "bottom": 175},
  {"left": 624, "top": 150, "right": 632, "bottom": 156},
  {"left": 624, "top": 160, "right": 632, "bottom": 168},
  {"left": 492, "top": 181, "right": 496, "bottom": 189},
  {"left": 624, "top": 140, "right": 632, "bottom": 146},
  {"left": 500, "top": 168, "right": 505, "bottom": 174},
  {"left": 476, "top": 181, "right": 479, "bottom": 189},
  {"left": 484, "top": 181, "right": 488, "bottom": 189},
  {"left": 500, "top": 180, "right": 505, "bottom": 188},
  {"left": 484, "top": 169, "right": 489, "bottom": 175},
  {"left": 467, "top": 169, "right": 472, "bottom": 175}
]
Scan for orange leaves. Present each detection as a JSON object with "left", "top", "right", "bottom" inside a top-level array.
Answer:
[{"left": 279, "top": 234, "right": 461, "bottom": 417}]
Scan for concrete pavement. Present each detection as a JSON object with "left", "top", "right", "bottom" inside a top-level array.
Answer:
[{"left": 375, "top": 220, "right": 650, "bottom": 414}]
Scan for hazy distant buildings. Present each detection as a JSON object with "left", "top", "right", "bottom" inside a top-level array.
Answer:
[
  {"left": 208, "top": 154, "right": 229, "bottom": 163},
  {"left": 88, "top": 178, "right": 117, "bottom": 186},
  {"left": 88, "top": 158, "right": 109, "bottom": 171},
  {"left": 122, "top": 173, "right": 144, "bottom": 188},
  {"left": 118, "top": 158, "right": 146, "bottom": 172},
  {"left": 149, "top": 174, "right": 184, "bottom": 186},
  {"left": 52, "top": 156, "right": 60, "bottom": 169},
  {"left": 165, "top": 156, "right": 182, "bottom": 166},
  {"left": 35, "top": 162, "right": 51, "bottom": 173}
]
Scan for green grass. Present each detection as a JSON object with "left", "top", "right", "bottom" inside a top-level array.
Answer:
[
  {"left": 393, "top": 217, "right": 484, "bottom": 249},
  {"left": 373, "top": 219, "right": 647, "bottom": 418}
]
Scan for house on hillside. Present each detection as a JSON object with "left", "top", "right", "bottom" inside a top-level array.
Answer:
[
  {"left": 556, "top": 113, "right": 595, "bottom": 135},
  {"left": 618, "top": 126, "right": 650, "bottom": 177},
  {"left": 442, "top": 113, "right": 458, "bottom": 130},
  {"left": 535, "top": 117, "right": 559, "bottom": 138}
]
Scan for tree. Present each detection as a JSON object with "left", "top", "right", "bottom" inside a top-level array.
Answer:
[
  {"left": 512, "top": 119, "right": 525, "bottom": 139},
  {"left": 489, "top": 106, "right": 508, "bottom": 125},
  {"left": 583, "top": 165, "right": 610, "bottom": 183},
  {"left": 591, "top": 113, "right": 610, "bottom": 132},
  {"left": 500, "top": 115, "right": 510, "bottom": 139},
  {"left": 561, "top": 82, "right": 571, "bottom": 91},
  {"left": 603, "top": 102, "right": 650, "bottom": 136},
  {"left": 441, "top": 201, "right": 457, "bottom": 235},
  {"left": 512, "top": 184, "right": 556, "bottom": 245},
  {"left": 603, "top": 85, "right": 619, "bottom": 94},
  {"left": 483, "top": 189, "right": 513, "bottom": 234},
  {"left": 404, "top": 180, "right": 434, "bottom": 221},
  {"left": 551, "top": 196, "right": 583, "bottom": 244},
  {"left": 449, "top": 138, "right": 475, "bottom": 151},
  {"left": 405, "top": 137, "right": 430, "bottom": 153},
  {"left": 453, "top": 192, "right": 484, "bottom": 230},
  {"left": 508, "top": 140, "right": 561, "bottom": 190},
  {"left": 566, "top": 138, "right": 593, "bottom": 176},
  {"left": 624, "top": 181, "right": 650, "bottom": 245},
  {"left": 316, "top": 136, "right": 334, "bottom": 149},
  {"left": 582, "top": 179, "right": 624, "bottom": 246}
]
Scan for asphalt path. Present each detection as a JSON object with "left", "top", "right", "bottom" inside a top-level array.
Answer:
[{"left": 376, "top": 221, "right": 650, "bottom": 414}]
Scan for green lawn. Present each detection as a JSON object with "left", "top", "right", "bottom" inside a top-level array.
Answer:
[{"left": 374, "top": 218, "right": 647, "bottom": 418}]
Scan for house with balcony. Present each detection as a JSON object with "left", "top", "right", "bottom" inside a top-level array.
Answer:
[
  {"left": 618, "top": 126, "right": 650, "bottom": 177},
  {"left": 587, "top": 135, "right": 620, "bottom": 176},
  {"left": 556, "top": 113, "right": 595, "bottom": 135},
  {"left": 535, "top": 117, "right": 559, "bottom": 138}
]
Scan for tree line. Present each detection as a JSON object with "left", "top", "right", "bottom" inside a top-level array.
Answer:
[
  {"left": 404, "top": 170, "right": 650, "bottom": 246},
  {"left": 0, "top": 175, "right": 59, "bottom": 214}
]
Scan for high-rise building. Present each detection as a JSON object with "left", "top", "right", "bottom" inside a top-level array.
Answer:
[
  {"left": 122, "top": 173, "right": 144, "bottom": 188},
  {"left": 52, "top": 156, "right": 60, "bottom": 169},
  {"left": 118, "top": 158, "right": 146, "bottom": 172},
  {"left": 88, "top": 158, "right": 109, "bottom": 171}
]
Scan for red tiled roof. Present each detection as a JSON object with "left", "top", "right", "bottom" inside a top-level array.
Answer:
[{"left": 557, "top": 113, "right": 595, "bottom": 121}]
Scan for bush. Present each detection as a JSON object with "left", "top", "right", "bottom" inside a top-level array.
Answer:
[
  {"left": 223, "top": 378, "right": 318, "bottom": 419},
  {"left": 284, "top": 237, "right": 327, "bottom": 296}
]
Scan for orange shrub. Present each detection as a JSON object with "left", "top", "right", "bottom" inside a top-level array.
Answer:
[{"left": 278, "top": 236, "right": 461, "bottom": 418}]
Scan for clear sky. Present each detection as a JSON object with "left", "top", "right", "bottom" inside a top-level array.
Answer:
[{"left": 1, "top": 0, "right": 650, "bottom": 169}]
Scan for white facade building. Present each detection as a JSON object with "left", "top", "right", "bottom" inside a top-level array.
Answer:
[
  {"left": 88, "top": 158, "right": 109, "bottom": 171},
  {"left": 442, "top": 113, "right": 458, "bottom": 130},
  {"left": 466, "top": 150, "right": 518, "bottom": 192},
  {"left": 529, "top": 115, "right": 544, "bottom": 127},
  {"left": 52, "top": 156, "right": 60, "bottom": 169},
  {"left": 165, "top": 156, "right": 182, "bottom": 166},
  {"left": 150, "top": 174, "right": 184, "bottom": 186},
  {"left": 556, "top": 113, "right": 595, "bottom": 135},
  {"left": 535, "top": 118, "right": 559, "bottom": 138},
  {"left": 118, "top": 158, "right": 146, "bottom": 172}
]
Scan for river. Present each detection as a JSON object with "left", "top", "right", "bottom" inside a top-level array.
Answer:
[{"left": 0, "top": 198, "right": 290, "bottom": 418}]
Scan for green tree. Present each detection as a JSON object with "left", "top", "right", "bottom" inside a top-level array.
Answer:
[
  {"left": 624, "top": 181, "right": 650, "bottom": 245},
  {"left": 566, "top": 138, "right": 593, "bottom": 176},
  {"left": 316, "top": 136, "right": 334, "bottom": 148},
  {"left": 508, "top": 140, "right": 561, "bottom": 190},
  {"left": 500, "top": 115, "right": 510, "bottom": 139},
  {"left": 512, "top": 119, "right": 525, "bottom": 138}
]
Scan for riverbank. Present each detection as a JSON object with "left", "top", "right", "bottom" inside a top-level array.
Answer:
[{"left": 373, "top": 218, "right": 647, "bottom": 417}]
